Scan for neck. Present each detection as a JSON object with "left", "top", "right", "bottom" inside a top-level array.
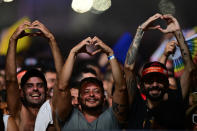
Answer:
[
  {"left": 82, "top": 108, "right": 102, "bottom": 123},
  {"left": 147, "top": 99, "right": 161, "bottom": 109},
  {"left": 25, "top": 105, "right": 40, "bottom": 116}
]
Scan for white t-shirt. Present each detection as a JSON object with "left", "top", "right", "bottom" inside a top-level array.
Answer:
[
  {"left": 34, "top": 100, "right": 53, "bottom": 131},
  {"left": 3, "top": 114, "right": 9, "bottom": 131}
]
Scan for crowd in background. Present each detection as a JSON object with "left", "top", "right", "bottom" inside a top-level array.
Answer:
[{"left": 0, "top": 13, "right": 197, "bottom": 131}]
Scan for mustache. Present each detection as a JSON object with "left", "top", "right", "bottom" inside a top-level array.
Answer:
[{"left": 147, "top": 86, "right": 163, "bottom": 91}]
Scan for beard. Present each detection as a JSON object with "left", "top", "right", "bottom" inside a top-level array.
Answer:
[
  {"left": 21, "top": 93, "right": 46, "bottom": 108},
  {"left": 145, "top": 86, "right": 166, "bottom": 101},
  {"left": 80, "top": 98, "right": 104, "bottom": 112}
]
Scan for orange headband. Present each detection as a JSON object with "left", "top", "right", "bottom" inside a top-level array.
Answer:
[{"left": 142, "top": 67, "right": 168, "bottom": 77}]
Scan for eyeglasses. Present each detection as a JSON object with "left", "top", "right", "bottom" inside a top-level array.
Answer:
[{"left": 192, "top": 114, "right": 197, "bottom": 124}]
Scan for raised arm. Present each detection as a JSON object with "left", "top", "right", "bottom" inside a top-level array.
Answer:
[
  {"left": 30, "top": 20, "right": 63, "bottom": 74},
  {"left": 159, "top": 40, "right": 176, "bottom": 64},
  {"left": 5, "top": 21, "right": 31, "bottom": 117},
  {"left": 92, "top": 36, "right": 128, "bottom": 124},
  {"left": 124, "top": 13, "right": 163, "bottom": 106},
  {"left": 158, "top": 14, "right": 196, "bottom": 99},
  {"left": 54, "top": 37, "right": 92, "bottom": 121}
]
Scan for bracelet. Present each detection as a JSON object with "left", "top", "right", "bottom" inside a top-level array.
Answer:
[{"left": 108, "top": 54, "right": 115, "bottom": 60}]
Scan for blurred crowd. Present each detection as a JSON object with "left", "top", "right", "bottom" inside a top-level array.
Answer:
[{"left": 0, "top": 13, "right": 197, "bottom": 131}]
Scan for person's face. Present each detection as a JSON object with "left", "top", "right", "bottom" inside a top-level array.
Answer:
[
  {"left": 143, "top": 74, "right": 167, "bottom": 101},
  {"left": 70, "top": 88, "right": 79, "bottom": 108},
  {"left": 45, "top": 72, "right": 57, "bottom": 98},
  {"left": 23, "top": 77, "right": 46, "bottom": 107},
  {"left": 80, "top": 83, "right": 104, "bottom": 109}
]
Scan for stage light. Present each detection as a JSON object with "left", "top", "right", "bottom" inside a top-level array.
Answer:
[
  {"left": 3, "top": 0, "right": 14, "bottom": 2},
  {"left": 71, "top": 0, "right": 93, "bottom": 13},
  {"left": 91, "top": 0, "right": 111, "bottom": 14}
]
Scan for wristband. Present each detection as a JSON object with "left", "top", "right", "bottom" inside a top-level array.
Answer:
[{"left": 108, "top": 54, "right": 115, "bottom": 60}]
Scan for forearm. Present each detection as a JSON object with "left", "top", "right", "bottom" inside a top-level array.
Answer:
[
  {"left": 58, "top": 51, "right": 75, "bottom": 90},
  {"left": 124, "top": 27, "right": 144, "bottom": 106},
  {"left": 174, "top": 30, "right": 195, "bottom": 69},
  {"left": 110, "top": 54, "right": 129, "bottom": 124},
  {"left": 5, "top": 39, "right": 21, "bottom": 116},
  {"left": 174, "top": 30, "right": 195, "bottom": 99},
  {"left": 159, "top": 54, "right": 168, "bottom": 65},
  {"left": 125, "top": 27, "right": 144, "bottom": 70},
  {"left": 109, "top": 52, "right": 125, "bottom": 88},
  {"left": 53, "top": 50, "right": 75, "bottom": 121},
  {"left": 5, "top": 39, "right": 17, "bottom": 81},
  {"left": 48, "top": 37, "right": 64, "bottom": 75}
]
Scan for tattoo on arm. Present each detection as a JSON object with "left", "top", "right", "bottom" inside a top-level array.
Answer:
[
  {"left": 125, "top": 28, "right": 144, "bottom": 65},
  {"left": 175, "top": 31, "right": 193, "bottom": 66}
]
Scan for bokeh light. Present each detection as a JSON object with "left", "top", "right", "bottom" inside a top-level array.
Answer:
[{"left": 71, "top": 0, "right": 93, "bottom": 13}]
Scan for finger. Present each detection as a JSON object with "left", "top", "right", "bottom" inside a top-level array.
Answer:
[
  {"left": 149, "top": 25, "right": 161, "bottom": 30},
  {"left": 23, "top": 20, "right": 31, "bottom": 26},
  {"left": 93, "top": 36, "right": 102, "bottom": 43},
  {"left": 157, "top": 27, "right": 168, "bottom": 33},
  {"left": 84, "top": 37, "right": 92, "bottom": 43},
  {"left": 149, "top": 13, "right": 162, "bottom": 22},
  {"left": 91, "top": 49, "right": 102, "bottom": 55},
  {"left": 29, "top": 32, "right": 44, "bottom": 37}
]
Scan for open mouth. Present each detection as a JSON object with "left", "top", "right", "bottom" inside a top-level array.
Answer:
[
  {"left": 30, "top": 93, "right": 41, "bottom": 99},
  {"left": 86, "top": 98, "right": 97, "bottom": 103}
]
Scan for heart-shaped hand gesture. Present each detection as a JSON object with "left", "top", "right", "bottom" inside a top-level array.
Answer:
[
  {"left": 157, "top": 14, "right": 180, "bottom": 33},
  {"left": 91, "top": 36, "right": 113, "bottom": 56},
  {"left": 28, "top": 20, "right": 54, "bottom": 40},
  {"left": 140, "top": 13, "right": 181, "bottom": 34},
  {"left": 11, "top": 20, "right": 54, "bottom": 41},
  {"left": 71, "top": 36, "right": 113, "bottom": 56},
  {"left": 71, "top": 37, "right": 93, "bottom": 56},
  {"left": 11, "top": 20, "right": 32, "bottom": 40}
]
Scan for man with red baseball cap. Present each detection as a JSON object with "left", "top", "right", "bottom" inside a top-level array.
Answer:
[
  {"left": 141, "top": 61, "right": 169, "bottom": 102},
  {"left": 124, "top": 13, "right": 196, "bottom": 129}
]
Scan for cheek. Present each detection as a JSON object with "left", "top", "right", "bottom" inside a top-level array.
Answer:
[
  {"left": 158, "top": 83, "right": 165, "bottom": 88},
  {"left": 143, "top": 84, "right": 150, "bottom": 89},
  {"left": 39, "top": 88, "right": 46, "bottom": 94}
]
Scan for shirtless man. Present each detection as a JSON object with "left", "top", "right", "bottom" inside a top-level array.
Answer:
[{"left": 5, "top": 20, "right": 61, "bottom": 131}]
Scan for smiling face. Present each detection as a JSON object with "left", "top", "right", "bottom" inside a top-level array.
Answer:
[
  {"left": 143, "top": 74, "right": 168, "bottom": 101},
  {"left": 79, "top": 82, "right": 104, "bottom": 110},
  {"left": 23, "top": 77, "right": 46, "bottom": 107}
]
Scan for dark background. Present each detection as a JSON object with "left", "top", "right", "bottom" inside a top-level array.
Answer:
[{"left": 0, "top": 0, "right": 196, "bottom": 67}]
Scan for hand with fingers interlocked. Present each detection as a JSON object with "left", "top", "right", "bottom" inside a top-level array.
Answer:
[
  {"left": 10, "top": 20, "right": 55, "bottom": 42},
  {"left": 71, "top": 36, "right": 114, "bottom": 57}
]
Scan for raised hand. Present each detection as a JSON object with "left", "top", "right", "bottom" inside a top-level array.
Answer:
[
  {"left": 91, "top": 36, "right": 114, "bottom": 56},
  {"left": 30, "top": 20, "right": 54, "bottom": 40},
  {"left": 158, "top": 14, "right": 181, "bottom": 33},
  {"left": 140, "top": 13, "right": 163, "bottom": 31},
  {"left": 10, "top": 20, "right": 31, "bottom": 40},
  {"left": 71, "top": 37, "right": 92, "bottom": 56},
  {"left": 164, "top": 40, "right": 177, "bottom": 57}
]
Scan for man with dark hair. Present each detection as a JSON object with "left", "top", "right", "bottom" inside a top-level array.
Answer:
[
  {"left": 124, "top": 13, "right": 195, "bottom": 129},
  {"left": 20, "top": 69, "right": 47, "bottom": 108},
  {"left": 54, "top": 36, "right": 128, "bottom": 130},
  {"left": 5, "top": 20, "right": 62, "bottom": 131},
  {"left": 140, "top": 61, "right": 169, "bottom": 101}
]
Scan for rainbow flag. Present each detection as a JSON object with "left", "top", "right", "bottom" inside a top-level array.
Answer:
[
  {"left": 0, "top": 17, "right": 31, "bottom": 55},
  {"left": 172, "top": 34, "right": 197, "bottom": 77}
]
